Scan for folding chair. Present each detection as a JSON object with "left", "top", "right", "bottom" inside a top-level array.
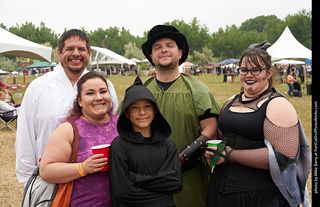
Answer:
[{"left": 0, "top": 109, "right": 18, "bottom": 132}]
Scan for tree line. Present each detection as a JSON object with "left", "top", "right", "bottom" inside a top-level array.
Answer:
[{"left": 0, "top": 9, "right": 311, "bottom": 71}]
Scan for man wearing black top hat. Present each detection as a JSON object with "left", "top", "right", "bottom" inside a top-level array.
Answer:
[{"left": 141, "top": 25, "right": 221, "bottom": 207}]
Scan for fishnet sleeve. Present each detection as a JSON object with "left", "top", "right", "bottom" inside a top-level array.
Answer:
[
  {"left": 228, "top": 117, "right": 299, "bottom": 170},
  {"left": 228, "top": 146, "right": 269, "bottom": 169},
  {"left": 263, "top": 117, "right": 299, "bottom": 159}
]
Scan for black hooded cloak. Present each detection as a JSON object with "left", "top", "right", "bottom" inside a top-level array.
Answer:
[{"left": 109, "top": 76, "right": 183, "bottom": 207}]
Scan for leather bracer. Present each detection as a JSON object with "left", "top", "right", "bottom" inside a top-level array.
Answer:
[{"left": 179, "top": 134, "right": 209, "bottom": 171}]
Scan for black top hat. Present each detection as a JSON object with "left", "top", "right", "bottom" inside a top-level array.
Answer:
[{"left": 142, "top": 25, "right": 189, "bottom": 66}]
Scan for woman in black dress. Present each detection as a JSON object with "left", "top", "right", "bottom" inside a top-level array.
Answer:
[{"left": 205, "top": 41, "right": 311, "bottom": 207}]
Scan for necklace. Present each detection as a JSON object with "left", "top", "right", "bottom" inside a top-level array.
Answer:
[
  {"left": 243, "top": 93, "right": 261, "bottom": 100},
  {"left": 242, "top": 88, "right": 272, "bottom": 100},
  {"left": 82, "top": 117, "right": 111, "bottom": 132}
]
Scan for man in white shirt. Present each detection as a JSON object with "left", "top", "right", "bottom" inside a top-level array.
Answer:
[{"left": 15, "top": 29, "right": 118, "bottom": 184}]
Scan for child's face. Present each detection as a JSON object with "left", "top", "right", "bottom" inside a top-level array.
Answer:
[{"left": 125, "top": 99, "right": 156, "bottom": 136}]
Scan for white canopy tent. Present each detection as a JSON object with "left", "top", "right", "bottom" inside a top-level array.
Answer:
[
  {"left": 267, "top": 27, "right": 311, "bottom": 61},
  {"left": 130, "top": 58, "right": 142, "bottom": 64},
  {"left": 274, "top": 59, "right": 305, "bottom": 65},
  {"left": 90, "top": 46, "right": 136, "bottom": 68},
  {"left": 0, "top": 27, "right": 52, "bottom": 62},
  {"left": 268, "top": 26, "right": 312, "bottom": 94}
]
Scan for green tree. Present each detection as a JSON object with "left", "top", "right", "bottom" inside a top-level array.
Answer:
[
  {"left": 193, "top": 47, "right": 215, "bottom": 65},
  {"left": 88, "top": 28, "right": 108, "bottom": 47},
  {"left": 88, "top": 26, "right": 135, "bottom": 55},
  {"left": 123, "top": 41, "right": 144, "bottom": 60},
  {"left": 285, "top": 9, "right": 312, "bottom": 49},
  {"left": 165, "top": 17, "right": 211, "bottom": 55},
  {"left": 0, "top": 56, "right": 26, "bottom": 71},
  {"left": 210, "top": 25, "right": 267, "bottom": 59},
  {"left": 0, "top": 23, "right": 7, "bottom": 30},
  {"left": 8, "top": 21, "right": 58, "bottom": 48},
  {"left": 240, "top": 15, "right": 280, "bottom": 32}
]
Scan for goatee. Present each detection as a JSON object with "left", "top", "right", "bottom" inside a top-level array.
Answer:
[{"left": 158, "top": 61, "right": 177, "bottom": 72}]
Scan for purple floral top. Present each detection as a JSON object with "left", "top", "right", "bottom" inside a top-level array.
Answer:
[{"left": 70, "top": 114, "right": 118, "bottom": 207}]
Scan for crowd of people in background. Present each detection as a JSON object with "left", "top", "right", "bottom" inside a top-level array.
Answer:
[{"left": 277, "top": 64, "right": 307, "bottom": 85}]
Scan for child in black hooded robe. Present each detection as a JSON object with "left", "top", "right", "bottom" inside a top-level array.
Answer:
[{"left": 109, "top": 76, "right": 183, "bottom": 207}]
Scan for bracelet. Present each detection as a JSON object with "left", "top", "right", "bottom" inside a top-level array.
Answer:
[
  {"left": 226, "top": 148, "right": 235, "bottom": 164},
  {"left": 226, "top": 148, "right": 234, "bottom": 157},
  {"left": 78, "top": 162, "right": 85, "bottom": 176}
]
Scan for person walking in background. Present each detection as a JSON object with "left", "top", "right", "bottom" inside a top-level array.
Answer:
[
  {"left": 217, "top": 65, "right": 221, "bottom": 75},
  {"left": 40, "top": 72, "right": 118, "bottom": 206},
  {"left": 282, "top": 66, "right": 287, "bottom": 85},
  {"left": 110, "top": 76, "right": 182, "bottom": 207},
  {"left": 299, "top": 65, "right": 305, "bottom": 84},
  {"left": 223, "top": 66, "right": 228, "bottom": 82},
  {"left": 286, "top": 70, "right": 295, "bottom": 96},
  {"left": 15, "top": 29, "right": 118, "bottom": 185},
  {"left": 205, "top": 41, "right": 311, "bottom": 207},
  {"left": 141, "top": 25, "right": 220, "bottom": 207}
]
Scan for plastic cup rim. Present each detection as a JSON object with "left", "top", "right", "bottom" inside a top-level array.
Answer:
[
  {"left": 207, "top": 140, "right": 222, "bottom": 144},
  {"left": 91, "top": 144, "right": 110, "bottom": 150}
]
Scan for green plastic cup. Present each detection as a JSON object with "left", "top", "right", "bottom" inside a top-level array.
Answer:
[
  {"left": 207, "top": 140, "right": 222, "bottom": 147},
  {"left": 207, "top": 140, "right": 222, "bottom": 169}
]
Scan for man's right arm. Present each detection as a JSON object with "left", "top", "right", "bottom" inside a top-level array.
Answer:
[{"left": 15, "top": 87, "right": 37, "bottom": 184}]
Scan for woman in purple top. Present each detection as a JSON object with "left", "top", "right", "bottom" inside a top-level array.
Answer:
[{"left": 40, "top": 71, "right": 118, "bottom": 207}]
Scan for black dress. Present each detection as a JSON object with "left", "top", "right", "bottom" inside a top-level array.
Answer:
[{"left": 206, "top": 88, "right": 290, "bottom": 207}]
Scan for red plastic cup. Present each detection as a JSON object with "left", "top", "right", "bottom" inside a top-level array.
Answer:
[{"left": 91, "top": 144, "right": 110, "bottom": 172}]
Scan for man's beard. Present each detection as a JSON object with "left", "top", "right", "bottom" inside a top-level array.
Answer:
[{"left": 157, "top": 59, "right": 178, "bottom": 72}]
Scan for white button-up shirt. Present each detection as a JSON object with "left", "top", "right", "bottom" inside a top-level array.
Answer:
[{"left": 15, "top": 65, "right": 118, "bottom": 184}]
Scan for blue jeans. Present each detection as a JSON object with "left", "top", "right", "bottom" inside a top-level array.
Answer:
[{"left": 287, "top": 83, "right": 294, "bottom": 96}]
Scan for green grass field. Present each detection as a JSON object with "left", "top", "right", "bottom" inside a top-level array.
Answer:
[{"left": 0, "top": 73, "right": 312, "bottom": 206}]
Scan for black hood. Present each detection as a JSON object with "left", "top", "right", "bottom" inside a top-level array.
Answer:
[{"left": 117, "top": 76, "right": 171, "bottom": 144}]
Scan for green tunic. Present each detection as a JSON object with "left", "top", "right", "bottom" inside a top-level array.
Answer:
[{"left": 143, "top": 74, "right": 220, "bottom": 207}]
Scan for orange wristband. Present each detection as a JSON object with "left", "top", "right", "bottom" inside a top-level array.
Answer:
[{"left": 78, "top": 162, "right": 85, "bottom": 176}]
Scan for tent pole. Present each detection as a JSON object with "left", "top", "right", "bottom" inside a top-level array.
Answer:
[{"left": 304, "top": 63, "right": 307, "bottom": 95}]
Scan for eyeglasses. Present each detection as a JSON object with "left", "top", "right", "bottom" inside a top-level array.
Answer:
[{"left": 238, "top": 67, "right": 266, "bottom": 76}]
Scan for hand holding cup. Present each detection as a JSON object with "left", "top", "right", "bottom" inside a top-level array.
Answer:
[{"left": 82, "top": 154, "right": 108, "bottom": 175}]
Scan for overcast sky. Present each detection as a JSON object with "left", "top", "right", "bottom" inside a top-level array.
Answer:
[{"left": 0, "top": 0, "right": 311, "bottom": 37}]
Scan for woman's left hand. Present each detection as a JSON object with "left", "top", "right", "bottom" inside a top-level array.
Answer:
[
  {"left": 82, "top": 154, "right": 108, "bottom": 175},
  {"left": 204, "top": 147, "right": 226, "bottom": 165}
]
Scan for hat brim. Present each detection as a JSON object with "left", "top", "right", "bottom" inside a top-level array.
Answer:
[{"left": 142, "top": 31, "right": 189, "bottom": 66}]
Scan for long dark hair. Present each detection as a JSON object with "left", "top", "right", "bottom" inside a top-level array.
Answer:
[{"left": 63, "top": 71, "right": 110, "bottom": 122}]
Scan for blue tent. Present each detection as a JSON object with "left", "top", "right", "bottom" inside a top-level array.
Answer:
[
  {"left": 218, "top": 58, "right": 240, "bottom": 65},
  {"left": 305, "top": 58, "right": 312, "bottom": 64}
]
